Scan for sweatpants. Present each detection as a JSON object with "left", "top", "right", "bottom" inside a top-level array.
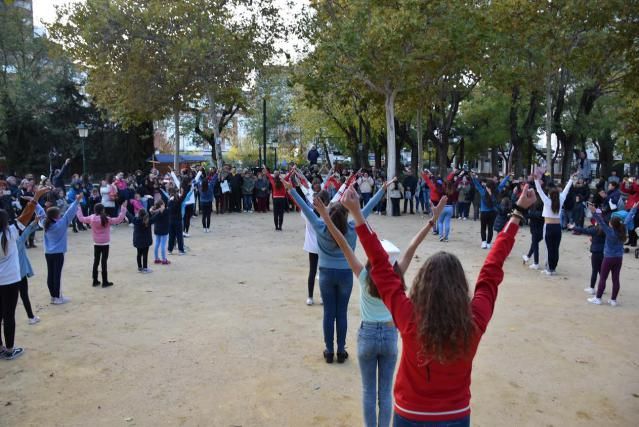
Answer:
[{"left": 596, "top": 256, "right": 622, "bottom": 300}]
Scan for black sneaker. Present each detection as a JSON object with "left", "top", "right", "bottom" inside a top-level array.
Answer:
[
  {"left": 102, "top": 282, "right": 114, "bottom": 288},
  {"left": 337, "top": 351, "right": 349, "bottom": 364},
  {"left": 92, "top": 280, "right": 101, "bottom": 287},
  {"left": 3, "top": 347, "right": 24, "bottom": 360},
  {"left": 323, "top": 350, "right": 334, "bottom": 364}
]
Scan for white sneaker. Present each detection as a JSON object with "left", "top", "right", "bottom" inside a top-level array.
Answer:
[
  {"left": 486, "top": 243, "right": 492, "bottom": 249},
  {"left": 28, "top": 316, "right": 40, "bottom": 325},
  {"left": 587, "top": 296, "right": 601, "bottom": 305},
  {"left": 183, "top": 232, "right": 190, "bottom": 238},
  {"left": 529, "top": 263, "right": 540, "bottom": 270},
  {"left": 542, "top": 269, "right": 556, "bottom": 276},
  {"left": 128, "top": 223, "right": 134, "bottom": 228},
  {"left": 142, "top": 268, "right": 152, "bottom": 274},
  {"left": 584, "top": 287, "right": 595, "bottom": 295},
  {"left": 522, "top": 254, "right": 530, "bottom": 264},
  {"left": 608, "top": 299, "right": 617, "bottom": 307},
  {"left": 52, "top": 296, "right": 71, "bottom": 305},
  {"left": 481, "top": 241, "right": 487, "bottom": 249},
  {"left": 306, "top": 298, "right": 314, "bottom": 306}
]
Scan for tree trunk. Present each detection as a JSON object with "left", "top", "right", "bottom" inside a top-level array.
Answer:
[
  {"left": 437, "top": 135, "right": 449, "bottom": 175},
  {"left": 208, "top": 93, "right": 224, "bottom": 169},
  {"left": 545, "top": 79, "right": 553, "bottom": 177},
  {"left": 173, "top": 106, "right": 180, "bottom": 171},
  {"left": 490, "top": 148, "right": 499, "bottom": 176},
  {"left": 416, "top": 108, "right": 423, "bottom": 173},
  {"left": 384, "top": 89, "right": 397, "bottom": 181}
]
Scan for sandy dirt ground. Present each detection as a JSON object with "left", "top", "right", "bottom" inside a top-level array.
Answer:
[{"left": 1, "top": 209, "right": 638, "bottom": 427}]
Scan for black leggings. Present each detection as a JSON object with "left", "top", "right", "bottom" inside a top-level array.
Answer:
[
  {"left": 184, "top": 204, "right": 194, "bottom": 233},
  {"left": 18, "top": 277, "right": 34, "bottom": 319},
  {"left": 93, "top": 245, "right": 110, "bottom": 283},
  {"left": 527, "top": 225, "right": 544, "bottom": 264},
  {"left": 0, "top": 282, "right": 20, "bottom": 349},
  {"left": 45, "top": 253, "right": 64, "bottom": 298},
  {"left": 137, "top": 247, "right": 149, "bottom": 269},
  {"left": 544, "top": 223, "right": 562, "bottom": 271},
  {"left": 201, "top": 202, "right": 213, "bottom": 229},
  {"left": 480, "top": 211, "right": 496, "bottom": 243},
  {"left": 590, "top": 252, "right": 604, "bottom": 289},
  {"left": 273, "top": 198, "right": 285, "bottom": 229},
  {"left": 308, "top": 252, "right": 319, "bottom": 298}
]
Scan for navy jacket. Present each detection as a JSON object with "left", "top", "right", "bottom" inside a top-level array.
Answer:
[
  {"left": 153, "top": 209, "right": 170, "bottom": 236},
  {"left": 573, "top": 225, "right": 605, "bottom": 254},
  {"left": 133, "top": 214, "right": 158, "bottom": 248}
]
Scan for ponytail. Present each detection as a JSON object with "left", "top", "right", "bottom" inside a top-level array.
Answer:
[
  {"left": 94, "top": 203, "right": 108, "bottom": 227},
  {"left": 139, "top": 208, "right": 150, "bottom": 227},
  {"left": 0, "top": 209, "right": 8, "bottom": 255}
]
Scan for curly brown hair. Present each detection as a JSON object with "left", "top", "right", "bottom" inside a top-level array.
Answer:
[
  {"left": 410, "top": 251, "right": 474, "bottom": 362},
  {"left": 364, "top": 261, "right": 406, "bottom": 299}
]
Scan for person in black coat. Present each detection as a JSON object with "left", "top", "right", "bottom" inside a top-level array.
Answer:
[
  {"left": 167, "top": 187, "right": 186, "bottom": 255},
  {"left": 228, "top": 168, "right": 243, "bottom": 213},
  {"left": 133, "top": 208, "right": 158, "bottom": 272},
  {"left": 150, "top": 200, "right": 170, "bottom": 264}
]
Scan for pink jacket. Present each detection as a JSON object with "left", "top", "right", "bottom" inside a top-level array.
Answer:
[
  {"left": 77, "top": 205, "right": 127, "bottom": 245},
  {"left": 130, "top": 199, "right": 144, "bottom": 215}
]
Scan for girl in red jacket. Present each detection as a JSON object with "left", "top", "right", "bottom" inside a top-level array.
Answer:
[{"left": 341, "top": 185, "right": 537, "bottom": 426}]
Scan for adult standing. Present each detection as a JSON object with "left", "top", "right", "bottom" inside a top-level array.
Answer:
[
  {"left": 402, "top": 171, "right": 417, "bottom": 215},
  {"left": 241, "top": 169, "right": 256, "bottom": 213},
  {"left": 229, "top": 168, "right": 243, "bottom": 213},
  {"left": 255, "top": 171, "right": 270, "bottom": 213},
  {"left": 357, "top": 172, "right": 374, "bottom": 207},
  {"left": 262, "top": 165, "right": 292, "bottom": 231},
  {"left": 100, "top": 175, "right": 117, "bottom": 217},
  {"left": 577, "top": 151, "right": 592, "bottom": 183},
  {"left": 621, "top": 176, "right": 639, "bottom": 246},
  {"left": 307, "top": 145, "right": 320, "bottom": 166},
  {"left": 51, "top": 158, "right": 71, "bottom": 190}
]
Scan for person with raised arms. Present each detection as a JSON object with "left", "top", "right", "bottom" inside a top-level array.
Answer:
[
  {"left": 284, "top": 176, "right": 389, "bottom": 364},
  {"left": 341, "top": 184, "right": 537, "bottom": 426}
]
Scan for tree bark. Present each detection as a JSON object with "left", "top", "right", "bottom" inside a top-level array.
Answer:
[
  {"left": 416, "top": 108, "right": 423, "bottom": 173},
  {"left": 173, "top": 106, "right": 180, "bottom": 171},
  {"left": 384, "top": 88, "right": 398, "bottom": 181}
]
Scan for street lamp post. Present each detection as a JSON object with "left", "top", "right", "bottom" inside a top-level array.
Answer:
[
  {"left": 77, "top": 122, "right": 89, "bottom": 175},
  {"left": 271, "top": 141, "right": 279, "bottom": 171}
]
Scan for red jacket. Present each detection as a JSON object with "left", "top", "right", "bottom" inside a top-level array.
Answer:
[
  {"left": 621, "top": 181, "right": 639, "bottom": 206},
  {"left": 265, "top": 170, "right": 293, "bottom": 199},
  {"left": 355, "top": 220, "right": 519, "bottom": 422}
]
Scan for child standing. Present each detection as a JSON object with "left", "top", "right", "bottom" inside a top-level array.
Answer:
[
  {"left": 151, "top": 200, "right": 170, "bottom": 265},
  {"left": 522, "top": 196, "right": 545, "bottom": 270},
  {"left": 76, "top": 202, "right": 127, "bottom": 287},
  {"left": 43, "top": 194, "right": 81, "bottom": 304},
  {"left": 133, "top": 208, "right": 156, "bottom": 273},
  {"left": 568, "top": 220, "right": 605, "bottom": 295},
  {"left": 587, "top": 203, "right": 637, "bottom": 306}
]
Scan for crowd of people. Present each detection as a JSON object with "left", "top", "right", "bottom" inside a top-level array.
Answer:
[{"left": 1, "top": 152, "right": 638, "bottom": 426}]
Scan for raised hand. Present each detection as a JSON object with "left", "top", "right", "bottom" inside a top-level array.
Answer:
[
  {"left": 313, "top": 196, "right": 329, "bottom": 218},
  {"left": 341, "top": 186, "right": 360, "bottom": 213},
  {"left": 515, "top": 184, "right": 537, "bottom": 209},
  {"left": 431, "top": 195, "right": 448, "bottom": 219},
  {"left": 383, "top": 177, "right": 398, "bottom": 190},
  {"left": 75, "top": 193, "right": 84, "bottom": 202},
  {"left": 282, "top": 179, "right": 293, "bottom": 190}
]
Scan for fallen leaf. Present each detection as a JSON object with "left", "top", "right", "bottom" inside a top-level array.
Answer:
[{"left": 125, "top": 417, "right": 133, "bottom": 422}]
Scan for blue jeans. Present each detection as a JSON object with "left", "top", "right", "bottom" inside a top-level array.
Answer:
[
  {"left": 437, "top": 205, "right": 454, "bottom": 239},
  {"left": 361, "top": 192, "right": 372, "bottom": 207},
  {"left": 154, "top": 234, "right": 168, "bottom": 260},
  {"left": 243, "top": 194, "right": 253, "bottom": 211},
  {"left": 319, "top": 267, "right": 353, "bottom": 353},
  {"left": 394, "top": 413, "right": 470, "bottom": 427},
  {"left": 358, "top": 322, "right": 398, "bottom": 427}
]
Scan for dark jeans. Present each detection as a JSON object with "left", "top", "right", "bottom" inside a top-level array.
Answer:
[
  {"left": 45, "top": 253, "right": 64, "bottom": 298},
  {"left": 480, "top": 211, "right": 496, "bottom": 243},
  {"left": 544, "top": 223, "right": 562, "bottom": 271},
  {"left": 215, "top": 195, "right": 225, "bottom": 214},
  {"left": 243, "top": 194, "right": 253, "bottom": 211},
  {"left": 403, "top": 198, "right": 414, "bottom": 214},
  {"left": 527, "top": 224, "right": 544, "bottom": 264},
  {"left": 394, "top": 413, "right": 470, "bottom": 427},
  {"left": 457, "top": 201, "right": 470, "bottom": 218},
  {"left": 18, "top": 277, "right": 34, "bottom": 319},
  {"left": 273, "top": 197, "right": 285, "bottom": 229},
  {"left": 231, "top": 190, "right": 242, "bottom": 212},
  {"left": 105, "top": 206, "right": 117, "bottom": 218},
  {"left": 319, "top": 267, "right": 353, "bottom": 353},
  {"left": 0, "top": 282, "right": 20, "bottom": 349},
  {"left": 201, "top": 202, "right": 213, "bottom": 228},
  {"left": 137, "top": 247, "right": 149, "bottom": 269},
  {"left": 93, "top": 245, "right": 110, "bottom": 283},
  {"left": 597, "top": 256, "right": 622, "bottom": 299},
  {"left": 168, "top": 221, "right": 184, "bottom": 252},
  {"left": 590, "top": 252, "right": 604, "bottom": 289},
  {"left": 361, "top": 192, "right": 372, "bottom": 208},
  {"left": 308, "top": 252, "right": 318, "bottom": 298}
]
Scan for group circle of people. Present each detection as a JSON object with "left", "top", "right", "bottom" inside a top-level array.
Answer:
[{"left": 1, "top": 150, "right": 638, "bottom": 426}]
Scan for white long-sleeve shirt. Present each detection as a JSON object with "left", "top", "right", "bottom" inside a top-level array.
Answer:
[{"left": 534, "top": 179, "right": 573, "bottom": 219}]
